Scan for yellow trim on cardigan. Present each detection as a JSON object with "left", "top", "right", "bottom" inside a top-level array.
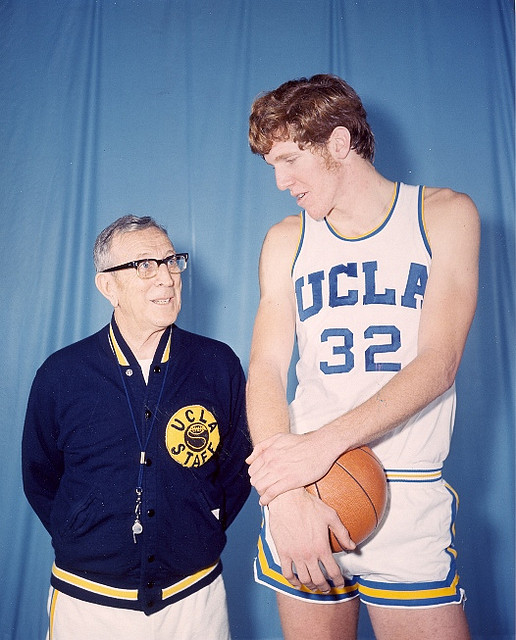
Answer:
[{"left": 52, "top": 561, "right": 219, "bottom": 603}]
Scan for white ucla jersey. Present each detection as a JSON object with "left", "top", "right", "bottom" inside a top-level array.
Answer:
[{"left": 289, "top": 182, "right": 455, "bottom": 469}]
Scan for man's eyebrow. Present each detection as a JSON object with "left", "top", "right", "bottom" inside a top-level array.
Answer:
[{"left": 265, "top": 151, "right": 300, "bottom": 165}]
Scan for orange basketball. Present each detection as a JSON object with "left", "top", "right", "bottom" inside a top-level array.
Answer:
[{"left": 306, "top": 445, "right": 387, "bottom": 552}]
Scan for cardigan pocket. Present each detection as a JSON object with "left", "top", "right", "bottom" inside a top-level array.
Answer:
[{"left": 52, "top": 489, "right": 98, "bottom": 542}]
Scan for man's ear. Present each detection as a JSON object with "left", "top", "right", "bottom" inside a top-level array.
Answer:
[
  {"left": 329, "top": 126, "right": 352, "bottom": 159},
  {"left": 95, "top": 272, "right": 118, "bottom": 308}
]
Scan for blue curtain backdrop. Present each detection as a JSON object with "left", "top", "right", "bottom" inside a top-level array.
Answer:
[{"left": 1, "top": 1, "right": 514, "bottom": 638}]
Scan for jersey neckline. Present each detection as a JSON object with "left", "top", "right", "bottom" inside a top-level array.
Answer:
[{"left": 323, "top": 181, "right": 400, "bottom": 242}]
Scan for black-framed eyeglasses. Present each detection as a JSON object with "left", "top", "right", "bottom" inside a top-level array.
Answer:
[{"left": 101, "top": 253, "right": 189, "bottom": 279}]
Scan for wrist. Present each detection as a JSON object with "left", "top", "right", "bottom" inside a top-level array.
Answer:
[
  {"left": 268, "top": 487, "right": 305, "bottom": 511},
  {"left": 319, "top": 421, "right": 352, "bottom": 461}
]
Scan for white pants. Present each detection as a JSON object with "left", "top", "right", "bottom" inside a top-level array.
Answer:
[{"left": 47, "top": 575, "right": 230, "bottom": 640}]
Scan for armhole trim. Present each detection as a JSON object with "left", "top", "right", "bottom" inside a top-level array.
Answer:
[
  {"left": 290, "top": 212, "right": 305, "bottom": 276},
  {"left": 419, "top": 185, "right": 432, "bottom": 257}
]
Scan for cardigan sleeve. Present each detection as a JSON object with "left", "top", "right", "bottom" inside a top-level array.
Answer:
[
  {"left": 22, "top": 363, "right": 64, "bottom": 533},
  {"left": 217, "top": 357, "right": 252, "bottom": 528}
]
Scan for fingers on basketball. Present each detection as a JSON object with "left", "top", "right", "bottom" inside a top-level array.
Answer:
[{"left": 306, "top": 446, "right": 387, "bottom": 552}]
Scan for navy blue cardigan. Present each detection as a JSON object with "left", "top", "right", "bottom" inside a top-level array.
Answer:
[{"left": 22, "top": 320, "right": 251, "bottom": 614}]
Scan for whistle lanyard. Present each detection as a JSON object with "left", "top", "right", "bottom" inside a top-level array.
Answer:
[{"left": 115, "top": 346, "right": 171, "bottom": 543}]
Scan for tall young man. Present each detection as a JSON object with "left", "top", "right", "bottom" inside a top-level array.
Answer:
[{"left": 246, "top": 74, "right": 479, "bottom": 639}]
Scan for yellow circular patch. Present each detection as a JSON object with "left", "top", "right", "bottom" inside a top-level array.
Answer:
[{"left": 165, "top": 405, "right": 220, "bottom": 467}]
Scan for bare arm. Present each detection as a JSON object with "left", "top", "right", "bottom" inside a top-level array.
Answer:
[
  {"left": 246, "top": 215, "right": 354, "bottom": 592},
  {"left": 249, "top": 188, "right": 480, "bottom": 503},
  {"left": 245, "top": 216, "right": 298, "bottom": 446}
]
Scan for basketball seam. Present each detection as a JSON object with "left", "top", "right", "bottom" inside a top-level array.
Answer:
[
  {"left": 357, "top": 446, "right": 380, "bottom": 463},
  {"left": 334, "top": 462, "right": 379, "bottom": 525}
]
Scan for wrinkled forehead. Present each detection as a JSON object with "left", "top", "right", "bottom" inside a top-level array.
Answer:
[{"left": 110, "top": 227, "right": 174, "bottom": 260}]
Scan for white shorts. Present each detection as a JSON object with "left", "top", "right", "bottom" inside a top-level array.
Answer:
[
  {"left": 47, "top": 574, "right": 230, "bottom": 640},
  {"left": 255, "top": 470, "right": 466, "bottom": 608}
]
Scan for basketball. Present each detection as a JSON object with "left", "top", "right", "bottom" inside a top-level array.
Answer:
[{"left": 306, "top": 445, "right": 387, "bottom": 552}]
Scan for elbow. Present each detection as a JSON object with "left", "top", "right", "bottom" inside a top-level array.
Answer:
[
  {"left": 421, "top": 348, "right": 461, "bottom": 396},
  {"left": 441, "top": 348, "right": 464, "bottom": 392},
  {"left": 441, "top": 364, "right": 457, "bottom": 394}
]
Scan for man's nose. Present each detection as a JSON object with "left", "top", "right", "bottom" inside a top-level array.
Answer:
[
  {"left": 275, "top": 167, "right": 294, "bottom": 191},
  {"left": 155, "top": 263, "right": 175, "bottom": 284}
]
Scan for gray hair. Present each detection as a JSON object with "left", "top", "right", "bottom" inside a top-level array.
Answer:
[{"left": 93, "top": 215, "right": 169, "bottom": 272}]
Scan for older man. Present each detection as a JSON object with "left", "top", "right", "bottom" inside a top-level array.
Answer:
[{"left": 22, "top": 215, "right": 251, "bottom": 640}]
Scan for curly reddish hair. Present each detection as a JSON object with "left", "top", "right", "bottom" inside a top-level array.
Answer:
[{"left": 249, "top": 74, "right": 375, "bottom": 161}]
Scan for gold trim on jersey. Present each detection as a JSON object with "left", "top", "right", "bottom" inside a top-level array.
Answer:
[
  {"left": 420, "top": 185, "right": 431, "bottom": 249},
  {"left": 326, "top": 181, "right": 399, "bottom": 240}
]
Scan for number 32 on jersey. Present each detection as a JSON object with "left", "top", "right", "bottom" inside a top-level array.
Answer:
[{"left": 320, "top": 325, "right": 401, "bottom": 374}]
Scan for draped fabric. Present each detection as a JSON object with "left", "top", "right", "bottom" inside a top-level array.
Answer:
[{"left": 1, "top": 1, "right": 513, "bottom": 638}]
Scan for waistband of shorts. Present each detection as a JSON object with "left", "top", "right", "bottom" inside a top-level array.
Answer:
[
  {"left": 384, "top": 467, "right": 443, "bottom": 483},
  {"left": 51, "top": 560, "right": 221, "bottom": 611}
]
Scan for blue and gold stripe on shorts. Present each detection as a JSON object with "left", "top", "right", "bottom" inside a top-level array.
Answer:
[
  {"left": 385, "top": 467, "right": 443, "bottom": 483},
  {"left": 254, "top": 518, "right": 358, "bottom": 603},
  {"left": 358, "top": 555, "right": 464, "bottom": 608},
  {"left": 357, "top": 480, "right": 464, "bottom": 608}
]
